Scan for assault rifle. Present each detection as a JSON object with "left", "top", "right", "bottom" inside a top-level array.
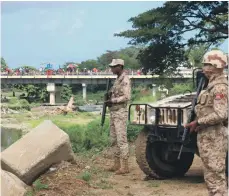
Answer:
[
  {"left": 177, "top": 70, "right": 208, "bottom": 159},
  {"left": 101, "top": 78, "right": 111, "bottom": 127}
]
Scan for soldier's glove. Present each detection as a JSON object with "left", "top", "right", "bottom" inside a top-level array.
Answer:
[{"left": 185, "top": 120, "right": 199, "bottom": 133}]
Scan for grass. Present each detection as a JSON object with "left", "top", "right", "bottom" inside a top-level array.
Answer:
[
  {"left": 76, "top": 163, "right": 112, "bottom": 189},
  {"left": 24, "top": 190, "right": 34, "bottom": 196},
  {"left": 132, "top": 94, "right": 157, "bottom": 103},
  {"left": 5, "top": 109, "right": 140, "bottom": 154},
  {"left": 74, "top": 91, "right": 104, "bottom": 104},
  {"left": 95, "top": 179, "right": 113, "bottom": 189},
  {"left": 2, "top": 87, "right": 149, "bottom": 155},
  {"left": 1, "top": 97, "right": 31, "bottom": 111},
  {"left": 32, "top": 179, "right": 49, "bottom": 191},
  {"left": 8, "top": 112, "right": 96, "bottom": 129},
  {"left": 77, "top": 171, "right": 92, "bottom": 182},
  {"left": 147, "top": 181, "right": 161, "bottom": 188}
]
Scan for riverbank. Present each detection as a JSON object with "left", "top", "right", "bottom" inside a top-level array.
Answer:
[
  {"left": 1, "top": 105, "right": 104, "bottom": 152},
  {"left": 25, "top": 145, "right": 206, "bottom": 196}
]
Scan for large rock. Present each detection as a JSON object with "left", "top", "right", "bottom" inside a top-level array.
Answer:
[
  {"left": 1, "top": 120, "right": 75, "bottom": 185},
  {"left": 1, "top": 169, "right": 28, "bottom": 196}
]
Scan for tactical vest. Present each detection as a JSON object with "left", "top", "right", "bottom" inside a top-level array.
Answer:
[{"left": 197, "top": 81, "right": 228, "bottom": 127}]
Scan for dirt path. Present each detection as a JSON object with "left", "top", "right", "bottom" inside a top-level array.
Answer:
[
  {"left": 32, "top": 151, "right": 208, "bottom": 196},
  {"left": 88, "top": 155, "right": 207, "bottom": 196}
]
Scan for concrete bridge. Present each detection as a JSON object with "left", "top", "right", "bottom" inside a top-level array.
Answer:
[{"left": 1, "top": 75, "right": 192, "bottom": 105}]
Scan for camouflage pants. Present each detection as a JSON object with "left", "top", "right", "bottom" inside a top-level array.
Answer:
[
  {"left": 197, "top": 125, "right": 228, "bottom": 196},
  {"left": 110, "top": 107, "right": 129, "bottom": 159}
]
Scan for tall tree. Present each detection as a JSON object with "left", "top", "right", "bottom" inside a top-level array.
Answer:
[
  {"left": 115, "top": 1, "right": 228, "bottom": 75},
  {"left": 96, "top": 47, "right": 142, "bottom": 70},
  {"left": 97, "top": 50, "right": 118, "bottom": 69},
  {"left": 1, "top": 57, "right": 8, "bottom": 71},
  {"left": 185, "top": 44, "right": 212, "bottom": 68},
  {"left": 116, "top": 47, "right": 141, "bottom": 70},
  {"left": 80, "top": 60, "right": 99, "bottom": 71}
]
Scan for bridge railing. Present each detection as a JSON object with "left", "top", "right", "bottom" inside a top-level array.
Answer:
[{"left": 0, "top": 70, "right": 194, "bottom": 77}]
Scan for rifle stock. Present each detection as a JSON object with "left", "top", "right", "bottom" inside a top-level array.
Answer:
[
  {"left": 101, "top": 78, "right": 111, "bottom": 127},
  {"left": 177, "top": 72, "right": 207, "bottom": 159}
]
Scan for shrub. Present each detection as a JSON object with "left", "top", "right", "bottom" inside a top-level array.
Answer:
[
  {"left": 33, "top": 180, "right": 49, "bottom": 191},
  {"left": 60, "top": 85, "right": 72, "bottom": 101},
  {"left": 57, "top": 114, "right": 142, "bottom": 153},
  {"left": 77, "top": 171, "right": 91, "bottom": 182},
  {"left": 8, "top": 98, "right": 31, "bottom": 111},
  {"left": 58, "top": 124, "right": 86, "bottom": 153},
  {"left": 169, "top": 83, "right": 194, "bottom": 96},
  {"left": 127, "top": 123, "right": 142, "bottom": 142},
  {"left": 84, "top": 118, "right": 110, "bottom": 150}
]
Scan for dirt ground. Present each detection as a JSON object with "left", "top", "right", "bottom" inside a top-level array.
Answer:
[{"left": 29, "top": 146, "right": 208, "bottom": 196}]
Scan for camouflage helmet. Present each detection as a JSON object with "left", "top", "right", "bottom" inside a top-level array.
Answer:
[{"left": 202, "top": 50, "right": 227, "bottom": 68}]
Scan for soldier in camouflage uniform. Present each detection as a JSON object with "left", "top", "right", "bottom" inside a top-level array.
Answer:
[
  {"left": 185, "top": 50, "right": 228, "bottom": 196},
  {"left": 105, "top": 59, "right": 131, "bottom": 174}
]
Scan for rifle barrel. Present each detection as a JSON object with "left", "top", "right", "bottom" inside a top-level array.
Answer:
[{"left": 177, "top": 75, "right": 206, "bottom": 159}]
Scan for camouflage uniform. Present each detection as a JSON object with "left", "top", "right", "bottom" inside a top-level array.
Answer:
[
  {"left": 195, "top": 50, "right": 228, "bottom": 196},
  {"left": 109, "top": 71, "right": 131, "bottom": 159}
]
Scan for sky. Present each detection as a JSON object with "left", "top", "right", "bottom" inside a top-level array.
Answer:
[{"left": 1, "top": 1, "right": 228, "bottom": 69}]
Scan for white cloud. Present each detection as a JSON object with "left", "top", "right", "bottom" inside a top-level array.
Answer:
[
  {"left": 67, "top": 18, "right": 83, "bottom": 35},
  {"left": 19, "top": 8, "right": 86, "bottom": 35}
]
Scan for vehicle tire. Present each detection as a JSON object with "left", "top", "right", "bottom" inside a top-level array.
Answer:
[
  {"left": 135, "top": 128, "right": 194, "bottom": 179},
  {"left": 135, "top": 128, "right": 161, "bottom": 179}
]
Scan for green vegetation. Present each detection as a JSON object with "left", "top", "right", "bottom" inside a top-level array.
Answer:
[
  {"left": 53, "top": 115, "right": 142, "bottom": 153},
  {"left": 147, "top": 181, "right": 161, "bottom": 188},
  {"left": 10, "top": 84, "right": 49, "bottom": 103},
  {"left": 8, "top": 110, "right": 141, "bottom": 153},
  {"left": 95, "top": 179, "right": 113, "bottom": 189},
  {"left": 24, "top": 191, "right": 33, "bottom": 196},
  {"left": 54, "top": 117, "right": 109, "bottom": 153},
  {"left": 73, "top": 91, "right": 104, "bottom": 104},
  {"left": 169, "top": 83, "right": 194, "bottom": 96},
  {"left": 131, "top": 85, "right": 157, "bottom": 103},
  {"left": 116, "top": 1, "right": 228, "bottom": 75},
  {"left": 60, "top": 85, "right": 73, "bottom": 101},
  {"left": 2, "top": 81, "right": 194, "bottom": 155},
  {"left": 4, "top": 97, "right": 31, "bottom": 111},
  {"left": 77, "top": 171, "right": 92, "bottom": 182},
  {"left": 1, "top": 57, "right": 8, "bottom": 71},
  {"left": 57, "top": 46, "right": 141, "bottom": 72},
  {"left": 33, "top": 179, "right": 49, "bottom": 191}
]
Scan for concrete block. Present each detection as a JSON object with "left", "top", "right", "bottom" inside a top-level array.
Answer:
[
  {"left": 1, "top": 169, "right": 28, "bottom": 196},
  {"left": 1, "top": 120, "right": 75, "bottom": 185}
]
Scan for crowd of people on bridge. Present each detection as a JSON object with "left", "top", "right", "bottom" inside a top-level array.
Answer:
[{"left": 1, "top": 64, "right": 144, "bottom": 76}]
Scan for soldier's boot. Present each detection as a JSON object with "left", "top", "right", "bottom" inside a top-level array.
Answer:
[
  {"left": 115, "top": 159, "right": 129, "bottom": 175},
  {"left": 107, "top": 157, "right": 121, "bottom": 172}
]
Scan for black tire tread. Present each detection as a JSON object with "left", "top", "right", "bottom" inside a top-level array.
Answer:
[{"left": 135, "top": 129, "right": 162, "bottom": 179}]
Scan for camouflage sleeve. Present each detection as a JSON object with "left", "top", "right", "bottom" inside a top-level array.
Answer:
[
  {"left": 198, "top": 84, "right": 228, "bottom": 125},
  {"left": 111, "top": 77, "right": 131, "bottom": 103}
]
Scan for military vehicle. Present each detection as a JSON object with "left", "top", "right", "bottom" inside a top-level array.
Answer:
[{"left": 129, "top": 70, "right": 228, "bottom": 179}]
